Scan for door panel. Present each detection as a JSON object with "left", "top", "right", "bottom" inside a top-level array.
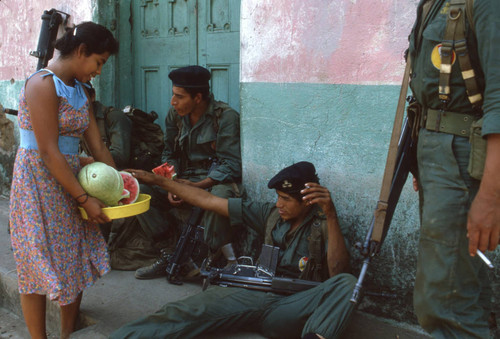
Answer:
[
  {"left": 118, "top": 0, "right": 240, "bottom": 130},
  {"left": 199, "top": 0, "right": 241, "bottom": 111}
]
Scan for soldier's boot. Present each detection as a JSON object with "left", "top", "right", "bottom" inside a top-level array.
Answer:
[
  {"left": 221, "top": 243, "right": 238, "bottom": 267},
  {"left": 134, "top": 248, "right": 170, "bottom": 280}
]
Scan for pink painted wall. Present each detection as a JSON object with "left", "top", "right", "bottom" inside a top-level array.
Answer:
[
  {"left": 0, "top": 0, "right": 93, "bottom": 81},
  {"left": 241, "top": 0, "right": 419, "bottom": 85}
]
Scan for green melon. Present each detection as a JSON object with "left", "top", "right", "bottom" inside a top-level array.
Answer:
[{"left": 78, "top": 162, "right": 126, "bottom": 206}]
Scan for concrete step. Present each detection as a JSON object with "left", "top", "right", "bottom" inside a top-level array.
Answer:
[{"left": 0, "top": 195, "right": 430, "bottom": 338}]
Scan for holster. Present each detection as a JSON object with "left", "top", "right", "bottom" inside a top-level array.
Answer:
[
  {"left": 406, "top": 100, "right": 422, "bottom": 177},
  {"left": 406, "top": 100, "right": 423, "bottom": 141}
]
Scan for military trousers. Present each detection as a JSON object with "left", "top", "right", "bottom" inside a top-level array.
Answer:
[
  {"left": 109, "top": 273, "right": 357, "bottom": 339},
  {"left": 414, "top": 129, "right": 491, "bottom": 338}
]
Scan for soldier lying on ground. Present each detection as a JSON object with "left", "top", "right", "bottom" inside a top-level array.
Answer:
[{"left": 110, "top": 161, "right": 357, "bottom": 339}]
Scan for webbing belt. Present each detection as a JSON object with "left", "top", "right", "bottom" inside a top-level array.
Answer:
[{"left": 424, "top": 108, "right": 477, "bottom": 137}]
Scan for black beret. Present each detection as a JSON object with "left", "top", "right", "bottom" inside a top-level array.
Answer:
[
  {"left": 268, "top": 161, "right": 319, "bottom": 194},
  {"left": 169, "top": 66, "right": 211, "bottom": 88}
]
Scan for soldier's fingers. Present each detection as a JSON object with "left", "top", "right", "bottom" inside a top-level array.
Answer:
[
  {"left": 489, "top": 228, "right": 499, "bottom": 251},
  {"left": 478, "top": 230, "right": 491, "bottom": 253},
  {"left": 467, "top": 229, "right": 480, "bottom": 256}
]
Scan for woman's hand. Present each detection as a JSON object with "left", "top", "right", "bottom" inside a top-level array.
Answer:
[
  {"left": 79, "top": 156, "right": 95, "bottom": 167},
  {"left": 80, "top": 196, "right": 111, "bottom": 224}
]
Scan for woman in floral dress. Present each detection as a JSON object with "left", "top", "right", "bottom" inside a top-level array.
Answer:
[{"left": 9, "top": 22, "right": 119, "bottom": 338}]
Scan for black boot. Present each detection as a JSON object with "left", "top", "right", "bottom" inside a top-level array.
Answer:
[{"left": 134, "top": 248, "right": 170, "bottom": 280}]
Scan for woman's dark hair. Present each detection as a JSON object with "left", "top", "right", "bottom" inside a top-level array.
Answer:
[
  {"left": 54, "top": 22, "right": 119, "bottom": 57},
  {"left": 183, "top": 86, "right": 210, "bottom": 101}
]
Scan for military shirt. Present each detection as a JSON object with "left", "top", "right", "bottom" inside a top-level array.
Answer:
[
  {"left": 408, "top": 0, "right": 500, "bottom": 136},
  {"left": 162, "top": 95, "right": 241, "bottom": 183},
  {"left": 227, "top": 198, "right": 329, "bottom": 278}
]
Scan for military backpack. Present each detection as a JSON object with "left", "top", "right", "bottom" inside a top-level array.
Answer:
[{"left": 124, "top": 106, "right": 165, "bottom": 171}]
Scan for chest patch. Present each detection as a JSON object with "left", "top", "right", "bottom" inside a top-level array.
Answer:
[
  {"left": 299, "top": 256, "right": 308, "bottom": 272},
  {"left": 431, "top": 43, "right": 456, "bottom": 70}
]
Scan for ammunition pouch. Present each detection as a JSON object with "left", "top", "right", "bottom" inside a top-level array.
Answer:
[{"left": 467, "top": 117, "right": 486, "bottom": 180}]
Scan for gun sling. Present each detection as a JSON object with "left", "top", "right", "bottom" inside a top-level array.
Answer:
[{"left": 371, "top": 59, "right": 412, "bottom": 245}]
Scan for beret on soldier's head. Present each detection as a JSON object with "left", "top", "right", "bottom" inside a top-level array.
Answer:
[
  {"left": 168, "top": 66, "right": 211, "bottom": 88},
  {"left": 268, "top": 161, "right": 319, "bottom": 194}
]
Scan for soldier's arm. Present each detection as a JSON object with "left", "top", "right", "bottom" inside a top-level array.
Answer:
[
  {"left": 130, "top": 169, "right": 229, "bottom": 217},
  {"left": 467, "top": 134, "right": 500, "bottom": 255},
  {"left": 208, "top": 109, "right": 242, "bottom": 183},
  {"left": 467, "top": 0, "right": 500, "bottom": 255},
  {"left": 301, "top": 183, "right": 350, "bottom": 277}
]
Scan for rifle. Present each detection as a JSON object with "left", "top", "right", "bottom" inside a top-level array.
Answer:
[
  {"left": 164, "top": 158, "right": 220, "bottom": 284},
  {"left": 29, "top": 9, "right": 68, "bottom": 71},
  {"left": 201, "top": 244, "right": 322, "bottom": 295},
  {"left": 165, "top": 207, "right": 206, "bottom": 285},
  {"left": 350, "top": 57, "right": 417, "bottom": 305},
  {"left": 350, "top": 116, "right": 417, "bottom": 303},
  {"left": 3, "top": 108, "right": 18, "bottom": 116}
]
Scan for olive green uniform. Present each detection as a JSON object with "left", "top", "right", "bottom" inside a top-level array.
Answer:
[
  {"left": 408, "top": 1, "right": 500, "bottom": 337},
  {"left": 110, "top": 199, "right": 356, "bottom": 339},
  {"left": 137, "top": 95, "right": 242, "bottom": 250}
]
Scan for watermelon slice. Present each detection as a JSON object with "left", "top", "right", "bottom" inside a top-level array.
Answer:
[
  {"left": 152, "top": 162, "right": 177, "bottom": 179},
  {"left": 119, "top": 171, "right": 140, "bottom": 205}
]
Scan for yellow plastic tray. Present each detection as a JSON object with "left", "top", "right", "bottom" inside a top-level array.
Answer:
[{"left": 79, "top": 194, "right": 151, "bottom": 220}]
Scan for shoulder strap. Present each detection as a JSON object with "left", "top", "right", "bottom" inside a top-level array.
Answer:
[
  {"left": 439, "top": 0, "right": 482, "bottom": 108},
  {"left": 466, "top": 0, "right": 474, "bottom": 32},
  {"left": 264, "top": 208, "right": 281, "bottom": 245}
]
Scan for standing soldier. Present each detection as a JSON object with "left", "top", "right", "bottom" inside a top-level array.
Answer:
[
  {"left": 408, "top": 0, "right": 499, "bottom": 337},
  {"left": 135, "top": 65, "right": 242, "bottom": 279}
]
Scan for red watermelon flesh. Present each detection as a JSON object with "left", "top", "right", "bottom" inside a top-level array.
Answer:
[
  {"left": 119, "top": 171, "right": 140, "bottom": 205},
  {"left": 152, "top": 162, "right": 177, "bottom": 179}
]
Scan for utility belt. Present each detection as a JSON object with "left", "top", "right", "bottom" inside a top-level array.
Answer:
[
  {"left": 407, "top": 101, "right": 481, "bottom": 138},
  {"left": 423, "top": 108, "right": 480, "bottom": 138},
  {"left": 407, "top": 101, "right": 485, "bottom": 180}
]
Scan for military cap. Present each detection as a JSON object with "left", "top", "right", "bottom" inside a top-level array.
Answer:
[
  {"left": 268, "top": 161, "right": 319, "bottom": 194},
  {"left": 168, "top": 66, "right": 211, "bottom": 88}
]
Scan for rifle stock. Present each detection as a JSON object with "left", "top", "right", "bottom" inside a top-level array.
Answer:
[{"left": 30, "top": 9, "right": 66, "bottom": 71}]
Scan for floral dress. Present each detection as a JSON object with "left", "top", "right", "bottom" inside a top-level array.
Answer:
[{"left": 9, "top": 70, "right": 110, "bottom": 306}]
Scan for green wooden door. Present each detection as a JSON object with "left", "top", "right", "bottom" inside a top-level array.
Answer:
[{"left": 116, "top": 0, "right": 241, "bottom": 130}]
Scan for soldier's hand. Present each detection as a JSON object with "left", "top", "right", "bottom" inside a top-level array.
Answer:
[
  {"left": 467, "top": 189, "right": 500, "bottom": 255},
  {"left": 300, "top": 182, "right": 336, "bottom": 216},
  {"left": 126, "top": 169, "right": 158, "bottom": 185},
  {"left": 168, "top": 191, "right": 183, "bottom": 206}
]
